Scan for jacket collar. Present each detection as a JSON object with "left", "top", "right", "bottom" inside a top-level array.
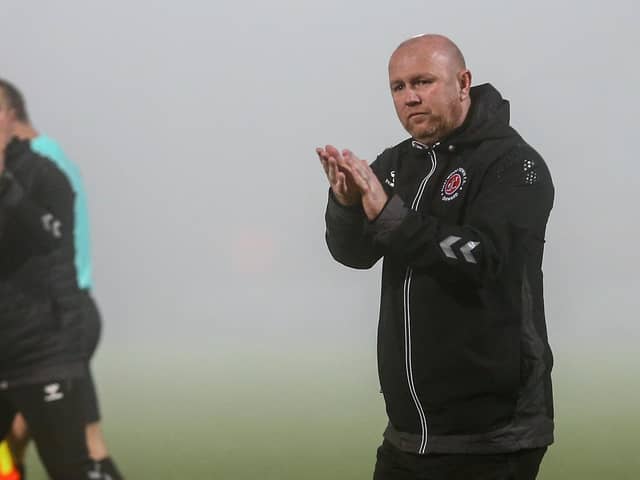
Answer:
[{"left": 411, "top": 83, "right": 516, "bottom": 152}]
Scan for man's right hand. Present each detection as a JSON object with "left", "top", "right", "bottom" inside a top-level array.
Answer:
[{"left": 316, "top": 144, "right": 360, "bottom": 206}]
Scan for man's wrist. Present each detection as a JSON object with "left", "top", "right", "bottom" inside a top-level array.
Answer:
[
  {"left": 329, "top": 189, "right": 361, "bottom": 209},
  {"left": 363, "top": 191, "right": 389, "bottom": 221}
]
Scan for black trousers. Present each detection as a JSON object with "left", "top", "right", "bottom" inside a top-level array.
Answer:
[
  {"left": 374, "top": 440, "right": 547, "bottom": 480},
  {"left": 0, "top": 378, "right": 93, "bottom": 480}
]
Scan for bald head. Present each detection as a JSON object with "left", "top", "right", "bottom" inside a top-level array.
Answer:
[
  {"left": 387, "top": 34, "right": 472, "bottom": 145},
  {"left": 391, "top": 34, "right": 466, "bottom": 73}
]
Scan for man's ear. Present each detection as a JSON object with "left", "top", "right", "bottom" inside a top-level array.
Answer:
[{"left": 458, "top": 69, "right": 472, "bottom": 101}]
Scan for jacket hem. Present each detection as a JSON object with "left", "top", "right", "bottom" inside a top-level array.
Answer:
[{"left": 383, "top": 419, "right": 554, "bottom": 454}]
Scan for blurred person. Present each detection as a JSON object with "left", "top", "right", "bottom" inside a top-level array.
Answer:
[
  {"left": 317, "top": 34, "right": 554, "bottom": 480},
  {"left": 0, "top": 78, "right": 122, "bottom": 480}
]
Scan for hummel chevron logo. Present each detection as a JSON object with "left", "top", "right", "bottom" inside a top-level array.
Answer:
[
  {"left": 41, "top": 213, "right": 62, "bottom": 238},
  {"left": 439, "top": 236, "right": 480, "bottom": 264},
  {"left": 385, "top": 170, "right": 396, "bottom": 188},
  {"left": 439, "top": 236, "right": 461, "bottom": 259},
  {"left": 460, "top": 241, "right": 480, "bottom": 264},
  {"left": 43, "top": 383, "right": 64, "bottom": 402}
]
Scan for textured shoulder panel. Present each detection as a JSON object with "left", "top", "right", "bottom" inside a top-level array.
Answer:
[{"left": 495, "top": 143, "right": 550, "bottom": 187}]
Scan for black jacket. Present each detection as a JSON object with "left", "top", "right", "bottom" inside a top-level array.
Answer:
[
  {"left": 0, "top": 138, "right": 87, "bottom": 388},
  {"left": 325, "top": 84, "right": 554, "bottom": 454}
]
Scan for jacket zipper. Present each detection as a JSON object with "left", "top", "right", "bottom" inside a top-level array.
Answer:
[{"left": 404, "top": 143, "right": 438, "bottom": 454}]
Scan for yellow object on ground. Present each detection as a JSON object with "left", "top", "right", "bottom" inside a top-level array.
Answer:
[{"left": 0, "top": 441, "right": 20, "bottom": 480}]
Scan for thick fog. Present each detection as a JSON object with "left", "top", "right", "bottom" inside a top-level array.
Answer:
[{"left": 2, "top": 0, "right": 637, "bottom": 362}]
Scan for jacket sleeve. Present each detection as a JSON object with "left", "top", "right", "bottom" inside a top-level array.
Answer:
[
  {"left": 0, "top": 162, "right": 74, "bottom": 254},
  {"left": 324, "top": 150, "right": 393, "bottom": 269},
  {"left": 368, "top": 146, "right": 554, "bottom": 284},
  {"left": 324, "top": 189, "right": 384, "bottom": 269}
]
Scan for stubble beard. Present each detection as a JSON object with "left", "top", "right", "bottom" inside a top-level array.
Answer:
[
  {"left": 409, "top": 102, "right": 464, "bottom": 146},
  {"left": 407, "top": 116, "right": 444, "bottom": 146}
]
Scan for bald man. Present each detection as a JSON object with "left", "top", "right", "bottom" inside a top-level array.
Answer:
[{"left": 317, "top": 34, "right": 554, "bottom": 479}]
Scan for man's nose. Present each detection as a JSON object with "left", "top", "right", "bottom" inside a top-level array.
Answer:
[{"left": 404, "top": 88, "right": 420, "bottom": 105}]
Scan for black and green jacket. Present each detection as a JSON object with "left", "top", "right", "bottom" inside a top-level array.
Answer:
[{"left": 0, "top": 138, "right": 89, "bottom": 388}]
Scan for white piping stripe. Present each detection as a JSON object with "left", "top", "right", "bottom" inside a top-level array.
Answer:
[
  {"left": 410, "top": 171, "right": 430, "bottom": 210},
  {"left": 403, "top": 146, "right": 437, "bottom": 454},
  {"left": 404, "top": 269, "right": 429, "bottom": 453}
]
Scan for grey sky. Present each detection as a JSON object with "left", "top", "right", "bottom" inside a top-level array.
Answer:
[{"left": 1, "top": 0, "right": 638, "bottom": 360}]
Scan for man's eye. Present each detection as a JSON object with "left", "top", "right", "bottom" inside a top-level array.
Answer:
[
  {"left": 392, "top": 84, "right": 404, "bottom": 92},
  {"left": 416, "top": 79, "right": 433, "bottom": 86}
]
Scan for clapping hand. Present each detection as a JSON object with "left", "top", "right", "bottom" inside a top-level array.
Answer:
[{"left": 317, "top": 144, "right": 388, "bottom": 220}]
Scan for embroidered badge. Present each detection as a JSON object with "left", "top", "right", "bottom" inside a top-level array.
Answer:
[{"left": 441, "top": 168, "right": 467, "bottom": 201}]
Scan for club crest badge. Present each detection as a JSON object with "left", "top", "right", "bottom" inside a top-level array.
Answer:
[{"left": 441, "top": 168, "right": 467, "bottom": 201}]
